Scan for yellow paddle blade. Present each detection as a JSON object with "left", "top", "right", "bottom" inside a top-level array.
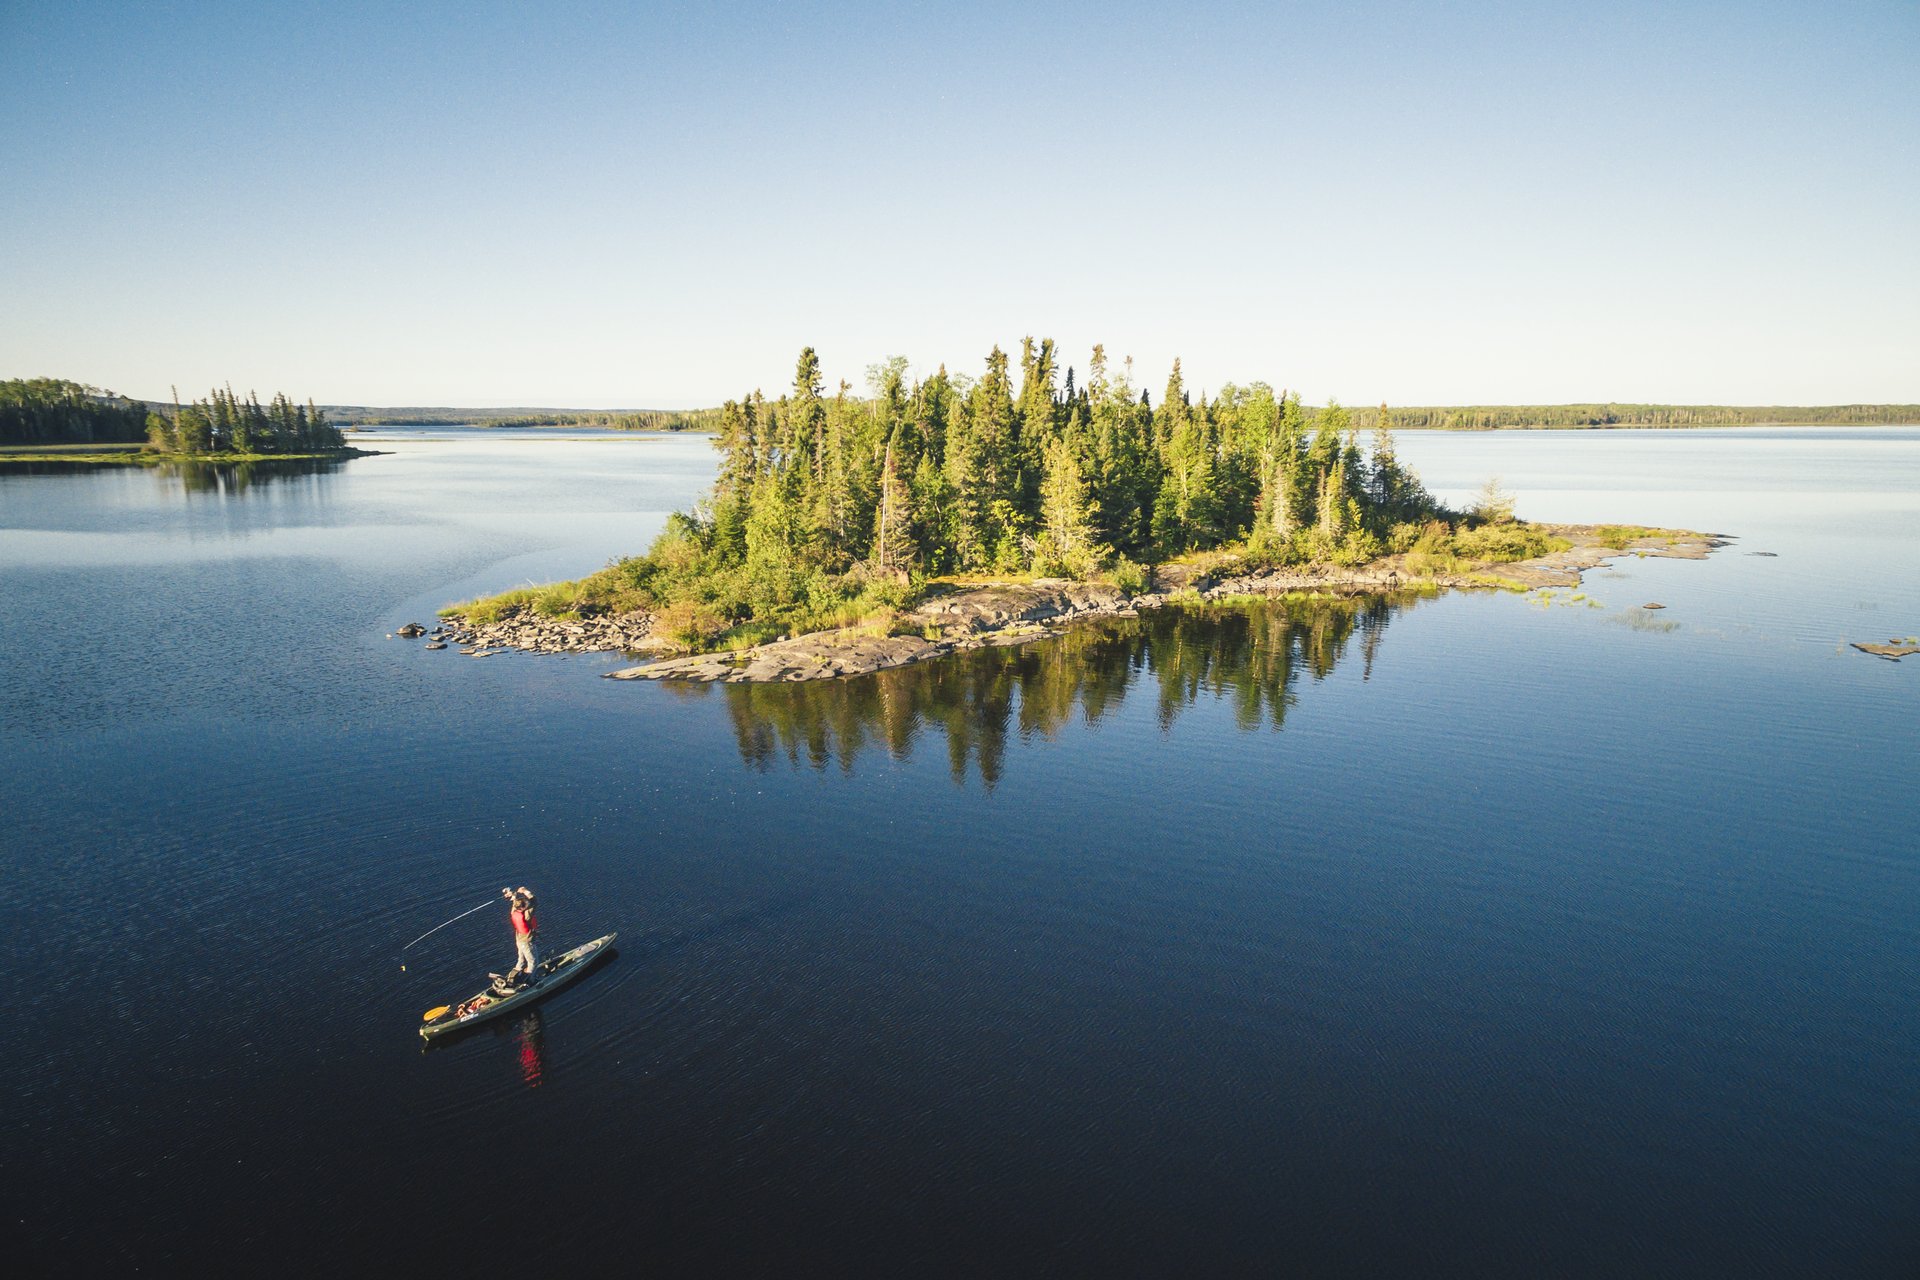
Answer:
[{"left": 423, "top": 1005, "right": 451, "bottom": 1022}]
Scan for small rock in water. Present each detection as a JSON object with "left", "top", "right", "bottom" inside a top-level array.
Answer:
[
  {"left": 1642, "top": 603, "right": 1666, "bottom": 610},
  {"left": 1747, "top": 551, "right": 1778, "bottom": 557},
  {"left": 397, "top": 622, "right": 426, "bottom": 637},
  {"left": 425, "top": 641, "right": 447, "bottom": 650}
]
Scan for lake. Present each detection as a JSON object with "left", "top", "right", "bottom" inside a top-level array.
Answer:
[{"left": 4, "top": 426, "right": 1916, "bottom": 1275}]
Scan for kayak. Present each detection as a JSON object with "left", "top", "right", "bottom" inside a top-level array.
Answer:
[{"left": 420, "top": 932, "right": 618, "bottom": 1041}]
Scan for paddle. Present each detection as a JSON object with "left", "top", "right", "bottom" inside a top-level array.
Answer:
[{"left": 423, "top": 1005, "right": 452, "bottom": 1022}]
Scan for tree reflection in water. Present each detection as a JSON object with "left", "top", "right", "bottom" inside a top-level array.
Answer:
[
  {"left": 157, "top": 457, "right": 353, "bottom": 496},
  {"left": 670, "top": 594, "right": 1424, "bottom": 788},
  {"left": 0, "top": 456, "right": 351, "bottom": 495}
]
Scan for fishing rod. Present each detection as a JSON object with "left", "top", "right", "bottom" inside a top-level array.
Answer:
[{"left": 399, "top": 899, "right": 496, "bottom": 970}]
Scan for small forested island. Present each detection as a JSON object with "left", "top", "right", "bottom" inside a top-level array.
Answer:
[
  {"left": 0, "top": 378, "right": 376, "bottom": 463},
  {"left": 434, "top": 343, "right": 1723, "bottom": 681}
]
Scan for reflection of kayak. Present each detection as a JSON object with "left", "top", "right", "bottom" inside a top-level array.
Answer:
[{"left": 420, "top": 933, "right": 617, "bottom": 1041}]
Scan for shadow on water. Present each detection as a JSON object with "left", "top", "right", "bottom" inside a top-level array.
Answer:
[{"left": 673, "top": 594, "right": 1424, "bottom": 787}]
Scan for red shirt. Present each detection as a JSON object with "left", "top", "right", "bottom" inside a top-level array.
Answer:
[{"left": 511, "top": 905, "right": 536, "bottom": 937}]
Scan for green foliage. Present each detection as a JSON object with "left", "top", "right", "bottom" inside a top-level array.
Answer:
[
  {"left": 1469, "top": 476, "right": 1516, "bottom": 523},
  {"left": 143, "top": 386, "right": 345, "bottom": 457},
  {"left": 453, "top": 341, "right": 1475, "bottom": 652},
  {"left": 1593, "top": 524, "right": 1665, "bottom": 549},
  {"left": 1451, "top": 523, "right": 1569, "bottom": 561},
  {"left": 1107, "top": 558, "right": 1149, "bottom": 596},
  {"left": 1, "top": 379, "right": 150, "bottom": 445}
]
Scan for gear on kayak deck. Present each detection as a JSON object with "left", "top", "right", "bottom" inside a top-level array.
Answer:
[{"left": 420, "top": 933, "right": 619, "bottom": 1041}]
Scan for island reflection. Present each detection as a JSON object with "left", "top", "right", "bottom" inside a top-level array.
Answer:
[
  {"left": 0, "top": 455, "right": 352, "bottom": 495},
  {"left": 666, "top": 594, "right": 1423, "bottom": 787}
]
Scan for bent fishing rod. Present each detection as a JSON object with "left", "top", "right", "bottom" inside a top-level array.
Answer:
[{"left": 399, "top": 899, "right": 496, "bottom": 970}]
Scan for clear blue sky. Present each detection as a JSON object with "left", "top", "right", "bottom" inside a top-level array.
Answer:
[{"left": 3, "top": 0, "right": 1915, "bottom": 408}]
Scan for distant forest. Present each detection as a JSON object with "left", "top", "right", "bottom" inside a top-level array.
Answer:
[
  {"left": 334, "top": 406, "right": 725, "bottom": 431},
  {"left": 9, "top": 374, "right": 1912, "bottom": 448},
  {"left": 1340, "top": 403, "right": 1920, "bottom": 429},
  {"left": 1, "top": 378, "right": 149, "bottom": 444},
  {"left": 344, "top": 401, "right": 1918, "bottom": 432}
]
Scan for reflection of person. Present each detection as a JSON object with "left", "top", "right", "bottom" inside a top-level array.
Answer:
[
  {"left": 517, "top": 1010, "right": 546, "bottom": 1090},
  {"left": 502, "top": 886, "right": 538, "bottom": 980}
]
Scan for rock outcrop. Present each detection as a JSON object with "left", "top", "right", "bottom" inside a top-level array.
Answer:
[{"left": 427, "top": 524, "right": 1727, "bottom": 684}]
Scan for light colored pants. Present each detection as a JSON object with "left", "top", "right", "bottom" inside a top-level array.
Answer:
[{"left": 513, "top": 934, "right": 537, "bottom": 975}]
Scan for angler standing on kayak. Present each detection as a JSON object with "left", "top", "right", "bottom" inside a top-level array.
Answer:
[{"left": 503, "top": 886, "right": 538, "bottom": 983}]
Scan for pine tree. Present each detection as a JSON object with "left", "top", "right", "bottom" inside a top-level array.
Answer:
[
  {"left": 1034, "top": 436, "right": 1102, "bottom": 576},
  {"left": 871, "top": 433, "right": 916, "bottom": 574}
]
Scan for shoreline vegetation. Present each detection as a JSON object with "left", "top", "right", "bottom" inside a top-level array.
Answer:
[
  {"left": 2, "top": 378, "right": 374, "bottom": 465},
  {"left": 435, "top": 342, "right": 1728, "bottom": 680}
]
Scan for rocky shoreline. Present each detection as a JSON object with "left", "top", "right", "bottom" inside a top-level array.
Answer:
[
  {"left": 413, "top": 523, "right": 1730, "bottom": 683},
  {"left": 395, "top": 611, "right": 663, "bottom": 657}
]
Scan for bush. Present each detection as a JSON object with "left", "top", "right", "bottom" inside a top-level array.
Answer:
[
  {"left": 654, "top": 599, "right": 729, "bottom": 650},
  {"left": 1331, "top": 528, "right": 1384, "bottom": 566},
  {"left": 1452, "top": 523, "right": 1568, "bottom": 562},
  {"left": 1108, "top": 557, "right": 1149, "bottom": 596},
  {"left": 1594, "top": 524, "right": 1662, "bottom": 550}
]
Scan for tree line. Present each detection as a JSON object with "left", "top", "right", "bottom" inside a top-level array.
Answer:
[
  {"left": 1343, "top": 403, "right": 1920, "bottom": 429},
  {"left": 3, "top": 377, "right": 346, "bottom": 454},
  {"left": 698, "top": 340, "right": 1440, "bottom": 587},
  {"left": 344, "top": 407, "right": 724, "bottom": 431},
  {"left": 1, "top": 379, "right": 150, "bottom": 445},
  {"left": 144, "top": 387, "right": 344, "bottom": 455},
  {"left": 548, "top": 341, "right": 1478, "bottom": 646}
]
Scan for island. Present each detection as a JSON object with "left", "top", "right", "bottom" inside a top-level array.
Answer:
[{"left": 431, "top": 343, "right": 1726, "bottom": 679}]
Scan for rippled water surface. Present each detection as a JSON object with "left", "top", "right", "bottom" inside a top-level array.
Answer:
[{"left": 4, "top": 427, "right": 1916, "bottom": 1275}]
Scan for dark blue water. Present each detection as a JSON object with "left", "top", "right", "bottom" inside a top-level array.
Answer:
[{"left": 4, "top": 428, "right": 1916, "bottom": 1275}]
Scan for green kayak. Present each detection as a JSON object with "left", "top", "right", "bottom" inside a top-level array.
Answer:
[{"left": 419, "top": 932, "right": 618, "bottom": 1041}]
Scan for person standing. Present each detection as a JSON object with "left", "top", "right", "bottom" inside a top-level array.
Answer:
[{"left": 503, "top": 886, "right": 539, "bottom": 982}]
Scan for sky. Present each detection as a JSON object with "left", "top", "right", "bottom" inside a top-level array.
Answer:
[{"left": 2, "top": 0, "right": 1915, "bottom": 408}]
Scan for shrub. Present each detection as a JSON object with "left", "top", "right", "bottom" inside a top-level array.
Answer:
[
  {"left": 1452, "top": 524, "right": 1569, "bottom": 562},
  {"left": 1331, "top": 528, "right": 1384, "bottom": 566},
  {"left": 1594, "top": 524, "right": 1661, "bottom": 550},
  {"left": 653, "top": 599, "right": 729, "bottom": 650},
  {"left": 1108, "top": 557, "right": 1149, "bottom": 596}
]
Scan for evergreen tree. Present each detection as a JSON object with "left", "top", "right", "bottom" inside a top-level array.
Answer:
[
  {"left": 1033, "top": 436, "right": 1102, "bottom": 576},
  {"left": 871, "top": 433, "right": 916, "bottom": 574}
]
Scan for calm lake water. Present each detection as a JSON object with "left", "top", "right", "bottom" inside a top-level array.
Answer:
[{"left": 4, "top": 427, "right": 1917, "bottom": 1275}]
